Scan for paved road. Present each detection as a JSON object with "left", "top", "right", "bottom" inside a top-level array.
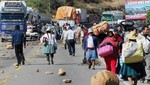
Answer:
[{"left": 0, "top": 42, "right": 149, "bottom": 85}]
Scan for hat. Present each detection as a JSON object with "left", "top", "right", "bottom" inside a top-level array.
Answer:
[{"left": 88, "top": 28, "right": 93, "bottom": 33}]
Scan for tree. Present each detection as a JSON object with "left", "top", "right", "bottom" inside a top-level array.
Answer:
[{"left": 146, "top": 10, "right": 150, "bottom": 24}]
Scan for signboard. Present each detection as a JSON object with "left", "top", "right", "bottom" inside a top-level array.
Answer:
[
  {"left": 3, "top": 8, "right": 22, "bottom": 12},
  {"left": 125, "top": 0, "right": 150, "bottom": 20}
]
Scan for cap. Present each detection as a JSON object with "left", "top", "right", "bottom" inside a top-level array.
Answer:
[{"left": 88, "top": 28, "right": 93, "bottom": 33}]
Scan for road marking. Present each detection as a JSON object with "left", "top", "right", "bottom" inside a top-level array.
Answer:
[
  {"left": 16, "top": 66, "right": 22, "bottom": 71},
  {"left": 0, "top": 46, "right": 39, "bottom": 84},
  {"left": 0, "top": 77, "right": 9, "bottom": 84}
]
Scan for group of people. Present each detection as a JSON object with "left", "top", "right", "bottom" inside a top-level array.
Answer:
[
  {"left": 11, "top": 22, "right": 150, "bottom": 85},
  {"left": 80, "top": 23, "right": 150, "bottom": 85}
]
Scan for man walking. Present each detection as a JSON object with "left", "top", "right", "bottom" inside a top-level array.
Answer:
[
  {"left": 12, "top": 25, "right": 26, "bottom": 67},
  {"left": 66, "top": 26, "right": 75, "bottom": 56}
]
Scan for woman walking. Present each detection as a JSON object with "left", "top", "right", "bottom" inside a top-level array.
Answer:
[
  {"left": 120, "top": 27, "right": 146, "bottom": 85},
  {"left": 40, "top": 27, "right": 57, "bottom": 65},
  {"left": 99, "top": 31, "right": 119, "bottom": 73}
]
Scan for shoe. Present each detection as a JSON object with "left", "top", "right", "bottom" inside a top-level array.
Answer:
[
  {"left": 22, "top": 61, "right": 25, "bottom": 65},
  {"left": 51, "top": 60, "right": 54, "bottom": 65},
  {"left": 147, "top": 80, "right": 150, "bottom": 84},
  {"left": 72, "top": 53, "right": 75, "bottom": 56},
  {"left": 15, "top": 64, "right": 20, "bottom": 68},
  {"left": 88, "top": 63, "right": 92, "bottom": 69},
  {"left": 48, "top": 62, "right": 50, "bottom": 65}
]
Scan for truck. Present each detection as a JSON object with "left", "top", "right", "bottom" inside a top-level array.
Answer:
[
  {"left": 0, "top": 0, "right": 27, "bottom": 42},
  {"left": 76, "top": 8, "right": 87, "bottom": 23},
  {"left": 101, "top": 11, "right": 124, "bottom": 25},
  {"left": 55, "top": 6, "right": 77, "bottom": 27}
]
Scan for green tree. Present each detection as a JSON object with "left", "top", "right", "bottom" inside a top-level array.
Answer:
[{"left": 146, "top": 10, "right": 150, "bottom": 24}]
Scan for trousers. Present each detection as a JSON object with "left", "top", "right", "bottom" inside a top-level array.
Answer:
[
  {"left": 104, "top": 56, "right": 117, "bottom": 73},
  {"left": 14, "top": 44, "right": 25, "bottom": 64}
]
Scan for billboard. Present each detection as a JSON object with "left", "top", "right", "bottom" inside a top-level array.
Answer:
[{"left": 125, "top": 0, "right": 150, "bottom": 20}]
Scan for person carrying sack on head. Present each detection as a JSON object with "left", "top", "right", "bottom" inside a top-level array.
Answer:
[
  {"left": 12, "top": 25, "right": 26, "bottom": 68},
  {"left": 40, "top": 27, "right": 57, "bottom": 65}
]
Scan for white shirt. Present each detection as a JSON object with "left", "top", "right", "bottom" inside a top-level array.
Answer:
[
  {"left": 66, "top": 29, "right": 75, "bottom": 40},
  {"left": 87, "top": 36, "right": 94, "bottom": 48},
  {"left": 62, "top": 30, "right": 68, "bottom": 40},
  {"left": 40, "top": 33, "right": 57, "bottom": 45},
  {"left": 80, "top": 30, "right": 84, "bottom": 38}
]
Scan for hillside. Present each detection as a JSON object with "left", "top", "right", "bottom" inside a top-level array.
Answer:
[{"left": 26, "top": 0, "right": 125, "bottom": 14}]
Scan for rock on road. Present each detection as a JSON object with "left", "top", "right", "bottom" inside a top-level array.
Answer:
[{"left": 0, "top": 41, "right": 149, "bottom": 85}]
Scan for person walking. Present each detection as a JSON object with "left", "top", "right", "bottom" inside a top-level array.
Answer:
[
  {"left": 120, "top": 27, "right": 146, "bottom": 85},
  {"left": 66, "top": 26, "right": 75, "bottom": 56},
  {"left": 40, "top": 27, "right": 57, "bottom": 65},
  {"left": 113, "top": 29, "right": 124, "bottom": 74},
  {"left": 61, "top": 25, "right": 68, "bottom": 50},
  {"left": 83, "top": 28, "right": 98, "bottom": 69},
  {"left": 99, "top": 31, "right": 119, "bottom": 73},
  {"left": 139, "top": 25, "right": 150, "bottom": 84},
  {"left": 12, "top": 25, "right": 26, "bottom": 67}
]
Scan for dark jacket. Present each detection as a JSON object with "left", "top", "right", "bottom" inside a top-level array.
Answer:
[
  {"left": 83, "top": 35, "right": 98, "bottom": 50},
  {"left": 12, "top": 30, "right": 25, "bottom": 46}
]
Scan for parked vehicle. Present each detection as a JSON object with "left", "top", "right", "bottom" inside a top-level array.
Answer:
[
  {"left": 101, "top": 11, "right": 124, "bottom": 25},
  {"left": 0, "top": 0, "right": 27, "bottom": 42}
]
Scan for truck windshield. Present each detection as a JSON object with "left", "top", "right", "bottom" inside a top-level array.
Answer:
[
  {"left": 1, "top": 13, "right": 24, "bottom": 21},
  {"left": 101, "top": 14, "right": 113, "bottom": 21}
]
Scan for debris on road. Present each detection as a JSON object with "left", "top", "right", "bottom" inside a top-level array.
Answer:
[
  {"left": 58, "top": 68, "right": 66, "bottom": 76},
  {"left": 91, "top": 70, "right": 119, "bottom": 85},
  {"left": 36, "top": 69, "right": 40, "bottom": 72},
  {"left": 0, "top": 69, "right": 4, "bottom": 74},
  {"left": 63, "top": 79, "right": 72, "bottom": 83},
  {"left": 5, "top": 45, "right": 13, "bottom": 49},
  {"left": 45, "top": 71, "right": 53, "bottom": 75},
  {"left": 2, "top": 54, "right": 6, "bottom": 56}
]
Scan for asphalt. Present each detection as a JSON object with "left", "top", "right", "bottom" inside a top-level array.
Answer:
[{"left": 0, "top": 42, "right": 149, "bottom": 85}]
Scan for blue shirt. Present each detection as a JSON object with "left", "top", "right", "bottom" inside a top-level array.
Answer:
[{"left": 12, "top": 30, "right": 25, "bottom": 45}]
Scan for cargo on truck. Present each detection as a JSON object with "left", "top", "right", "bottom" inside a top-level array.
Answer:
[{"left": 55, "top": 6, "right": 77, "bottom": 27}]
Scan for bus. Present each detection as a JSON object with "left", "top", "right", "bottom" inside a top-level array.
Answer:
[{"left": 0, "top": 0, "right": 27, "bottom": 42}]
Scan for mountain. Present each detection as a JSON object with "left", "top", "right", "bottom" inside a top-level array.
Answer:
[{"left": 26, "top": 0, "right": 125, "bottom": 14}]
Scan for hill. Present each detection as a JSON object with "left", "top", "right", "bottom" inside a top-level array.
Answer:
[{"left": 26, "top": 0, "right": 125, "bottom": 14}]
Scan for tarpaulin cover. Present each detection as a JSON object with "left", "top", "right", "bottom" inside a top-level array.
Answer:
[{"left": 56, "top": 6, "right": 77, "bottom": 20}]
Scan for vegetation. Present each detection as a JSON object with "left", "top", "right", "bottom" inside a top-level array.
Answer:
[
  {"left": 26, "top": 0, "right": 125, "bottom": 14},
  {"left": 146, "top": 10, "right": 150, "bottom": 24}
]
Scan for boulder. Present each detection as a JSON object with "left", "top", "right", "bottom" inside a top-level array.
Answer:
[
  {"left": 0, "top": 70, "right": 4, "bottom": 74},
  {"left": 63, "top": 79, "right": 72, "bottom": 83},
  {"left": 36, "top": 69, "right": 40, "bottom": 72},
  {"left": 6, "top": 45, "right": 13, "bottom": 49},
  {"left": 58, "top": 68, "right": 66, "bottom": 76},
  {"left": 91, "top": 70, "right": 119, "bottom": 85},
  {"left": 45, "top": 71, "right": 53, "bottom": 75}
]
